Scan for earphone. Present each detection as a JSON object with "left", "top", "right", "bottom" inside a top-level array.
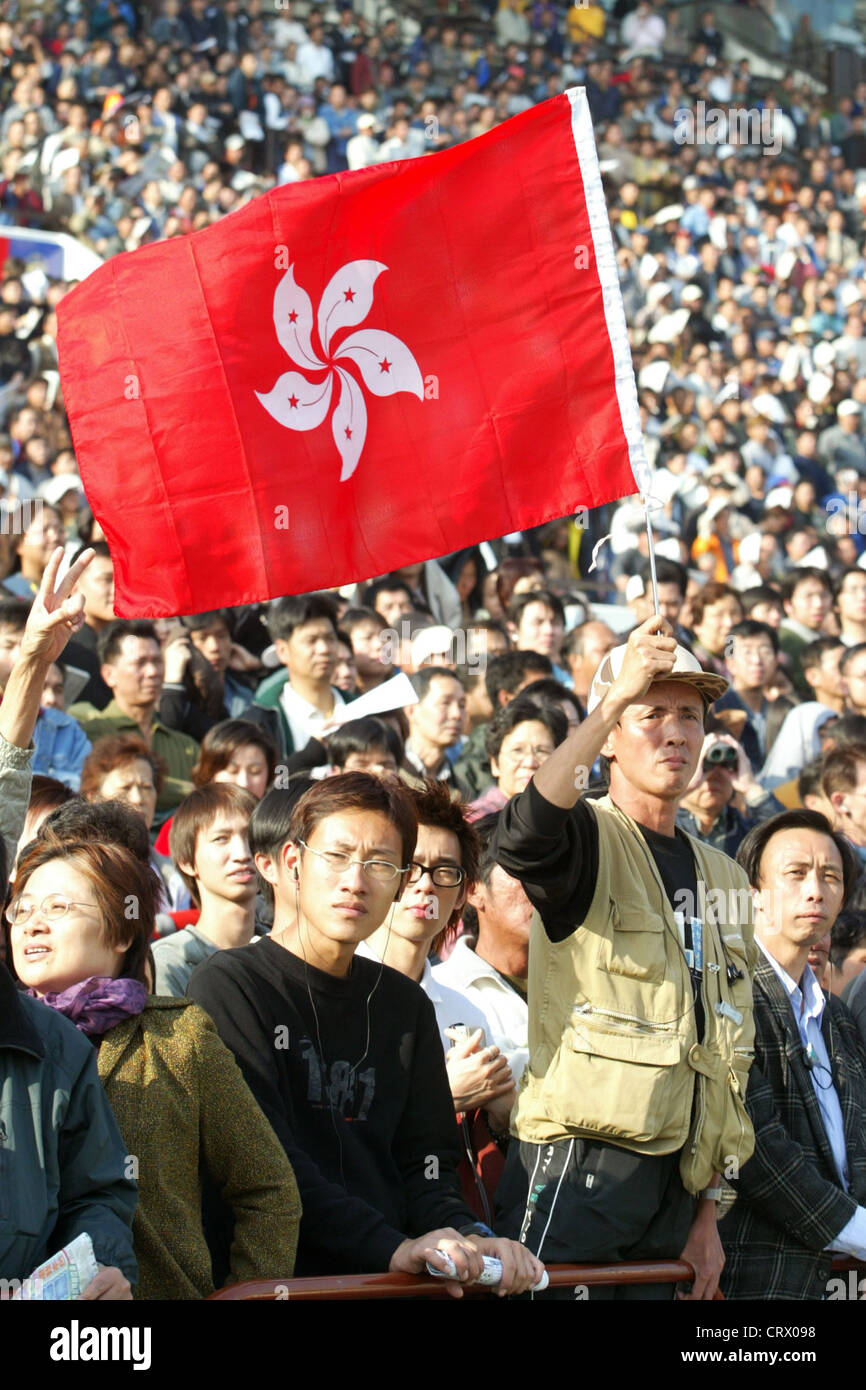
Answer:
[{"left": 290, "top": 866, "right": 399, "bottom": 1191}]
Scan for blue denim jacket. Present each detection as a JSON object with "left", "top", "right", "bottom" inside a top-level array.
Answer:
[{"left": 32, "top": 707, "right": 92, "bottom": 790}]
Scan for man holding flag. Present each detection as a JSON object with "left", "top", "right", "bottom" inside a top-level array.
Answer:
[
  {"left": 492, "top": 615, "right": 758, "bottom": 1300},
  {"left": 53, "top": 82, "right": 753, "bottom": 1298}
]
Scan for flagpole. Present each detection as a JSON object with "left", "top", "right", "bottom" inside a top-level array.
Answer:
[{"left": 643, "top": 498, "right": 660, "bottom": 617}]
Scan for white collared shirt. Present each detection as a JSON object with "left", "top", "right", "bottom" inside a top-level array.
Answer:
[
  {"left": 758, "top": 937, "right": 866, "bottom": 1259},
  {"left": 432, "top": 937, "right": 528, "bottom": 1085},
  {"left": 758, "top": 938, "right": 848, "bottom": 1186},
  {"left": 279, "top": 681, "right": 344, "bottom": 753}
]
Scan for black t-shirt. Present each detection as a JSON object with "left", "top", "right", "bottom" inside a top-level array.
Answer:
[
  {"left": 492, "top": 782, "right": 705, "bottom": 1035},
  {"left": 492, "top": 782, "right": 697, "bottom": 937},
  {"left": 187, "top": 935, "right": 475, "bottom": 1275}
]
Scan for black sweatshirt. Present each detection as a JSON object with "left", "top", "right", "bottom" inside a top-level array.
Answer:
[{"left": 187, "top": 936, "right": 476, "bottom": 1275}]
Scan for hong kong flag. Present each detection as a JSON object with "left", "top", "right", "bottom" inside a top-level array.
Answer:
[{"left": 57, "top": 88, "right": 649, "bottom": 617}]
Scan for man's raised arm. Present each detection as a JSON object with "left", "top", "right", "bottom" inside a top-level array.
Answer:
[
  {"left": 532, "top": 614, "right": 678, "bottom": 808},
  {"left": 492, "top": 616, "right": 678, "bottom": 935}
]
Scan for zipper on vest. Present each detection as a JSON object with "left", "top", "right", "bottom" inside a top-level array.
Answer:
[
  {"left": 689, "top": 1075, "right": 706, "bottom": 1157},
  {"left": 572, "top": 1002, "right": 675, "bottom": 1033}
]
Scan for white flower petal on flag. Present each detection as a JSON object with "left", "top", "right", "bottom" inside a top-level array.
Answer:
[
  {"left": 317, "top": 260, "right": 387, "bottom": 358},
  {"left": 273, "top": 265, "right": 324, "bottom": 371},
  {"left": 258, "top": 260, "right": 423, "bottom": 479},
  {"left": 336, "top": 329, "right": 423, "bottom": 399},
  {"left": 255, "top": 370, "right": 333, "bottom": 430},
  {"left": 331, "top": 366, "right": 367, "bottom": 482}
]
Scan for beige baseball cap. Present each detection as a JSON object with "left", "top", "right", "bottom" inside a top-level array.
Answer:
[{"left": 587, "top": 642, "right": 729, "bottom": 714}]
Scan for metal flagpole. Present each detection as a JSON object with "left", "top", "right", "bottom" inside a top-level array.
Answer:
[{"left": 643, "top": 497, "right": 660, "bottom": 617}]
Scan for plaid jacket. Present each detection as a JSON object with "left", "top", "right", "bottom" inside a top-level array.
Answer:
[{"left": 719, "top": 956, "right": 866, "bottom": 1300}]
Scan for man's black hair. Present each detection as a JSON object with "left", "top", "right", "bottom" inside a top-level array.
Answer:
[
  {"left": 71, "top": 539, "right": 112, "bottom": 565},
  {"left": 835, "top": 565, "right": 866, "bottom": 601},
  {"left": 830, "top": 909, "right": 866, "bottom": 970},
  {"left": 797, "top": 756, "right": 826, "bottom": 804},
  {"left": 822, "top": 712, "right": 866, "bottom": 747},
  {"left": 783, "top": 527, "right": 817, "bottom": 557},
  {"left": 249, "top": 779, "right": 316, "bottom": 906},
  {"left": 459, "top": 811, "right": 500, "bottom": 936},
  {"left": 841, "top": 642, "right": 866, "bottom": 676},
  {"left": 362, "top": 575, "right": 414, "bottom": 609},
  {"left": 37, "top": 798, "right": 152, "bottom": 863},
  {"left": 179, "top": 608, "right": 235, "bottom": 636},
  {"left": 97, "top": 619, "right": 159, "bottom": 666},
  {"left": 485, "top": 695, "right": 568, "bottom": 761},
  {"left": 638, "top": 556, "right": 687, "bottom": 598},
  {"left": 328, "top": 716, "right": 404, "bottom": 769},
  {"left": 727, "top": 619, "right": 779, "bottom": 654},
  {"left": 408, "top": 665, "right": 465, "bottom": 700},
  {"left": 780, "top": 567, "right": 833, "bottom": 603},
  {"left": 483, "top": 649, "right": 553, "bottom": 706},
  {"left": 266, "top": 593, "right": 338, "bottom": 643},
  {"left": 801, "top": 636, "right": 845, "bottom": 683},
  {"left": 507, "top": 587, "right": 566, "bottom": 626},
  {"left": 737, "top": 809, "right": 860, "bottom": 905},
  {"left": 741, "top": 584, "right": 783, "bottom": 617},
  {"left": 340, "top": 606, "right": 386, "bottom": 635},
  {"left": 466, "top": 618, "right": 510, "bottom": 644},
  {"left": 517, "top": 677, "right": 581, "bottom": 716},
  {"left": 0, "top": 597, "right": 29, "bottom": 632}
]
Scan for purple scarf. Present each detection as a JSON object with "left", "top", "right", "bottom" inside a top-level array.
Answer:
[{"left": 29, "top": 976, "right": 147, "bottom": 1039}]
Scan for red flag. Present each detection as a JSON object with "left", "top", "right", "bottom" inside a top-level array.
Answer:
[{"left": 57, "top": 88, "right": 647, "bottom": 618}]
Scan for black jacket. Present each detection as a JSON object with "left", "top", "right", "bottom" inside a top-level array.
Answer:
[{"left": 720, "top": 956, "right": 866, "bottom": 1299}]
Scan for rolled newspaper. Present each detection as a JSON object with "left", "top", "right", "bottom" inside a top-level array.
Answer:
[{"left": 12, "top": 1232, "right": 99, "bottom": 1300}]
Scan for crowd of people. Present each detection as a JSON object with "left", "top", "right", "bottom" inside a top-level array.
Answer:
[{"left": 4, "top": 0, "right": 866, "bottom": 1305}]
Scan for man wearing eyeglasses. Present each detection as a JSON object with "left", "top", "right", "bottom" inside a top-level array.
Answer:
[
  {"left": 719, "top": 811, "right": 866, "bottom": 1300},
  {"left": 186, "top": 772, "right": 543, "bottom": 1295}
]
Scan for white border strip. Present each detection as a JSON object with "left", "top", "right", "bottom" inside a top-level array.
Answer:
[{"left": 567, "top": 87, "right": 651, "bottom": 500}]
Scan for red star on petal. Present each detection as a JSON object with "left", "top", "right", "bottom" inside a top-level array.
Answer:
[
  {"left": 380, "top": 358, "right": 391, "bottom": 373},
  {"left": 343, "top": 288, "right": 355, "bottom": 302},
  {"left": 288, "top": 310, "right": 298, "bottom": 323},
  {"left": 288, "top": 395, "right": 299, "bottom": 408},
  {"left": 344, "top": 426, "right": 352, "bottom": 439}
]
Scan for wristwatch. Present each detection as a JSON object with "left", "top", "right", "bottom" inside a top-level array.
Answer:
[
  {"left": 459, "top": 1222, "right": 495, "bottom": 1239},
  {"left": 701, "top": 1186, "right": 724, "bottom": 1202}
]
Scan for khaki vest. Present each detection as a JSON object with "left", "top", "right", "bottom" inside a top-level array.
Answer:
[{"left": 513, "top": 795, "right": 757, "bottom": 1193}]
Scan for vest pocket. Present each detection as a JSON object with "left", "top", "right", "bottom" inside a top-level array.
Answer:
[
  {"left": 596, "top": 899, "right": 667, "bottom": 984},
  {"left": 537, "top": 1014, "right": 692, "bottom": 1148},
  {"left": 679, "top": 1047, "right": 756, "bottom": 1193}
]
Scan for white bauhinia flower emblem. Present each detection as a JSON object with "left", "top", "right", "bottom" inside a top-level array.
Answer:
[{"left": 256, "top": 260, "right": 424, "bottom": 481}]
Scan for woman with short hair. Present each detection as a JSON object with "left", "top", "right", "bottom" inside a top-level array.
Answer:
[{"left": 10, "top": 835, "right": 301, "bottom": 1299}]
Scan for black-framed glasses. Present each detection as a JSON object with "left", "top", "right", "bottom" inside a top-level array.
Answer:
[
  {"left": 407, "top": 861, "right": 465, "bottom": 887},
  {"left": 298, "top": 840, "right": 406, "bottom": 884},
  {"left": 6, "top": 894, "right": 99, "bottom": 927}
]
